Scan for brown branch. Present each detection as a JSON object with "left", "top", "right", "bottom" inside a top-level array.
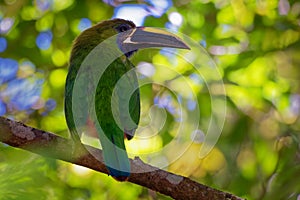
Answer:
[{"left": 0, "top": 116, "right": 244, "bottom": 200}]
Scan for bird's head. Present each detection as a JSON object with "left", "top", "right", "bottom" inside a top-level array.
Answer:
[{"left": 71, "top": 19, "right": 189, "bottom": 60}]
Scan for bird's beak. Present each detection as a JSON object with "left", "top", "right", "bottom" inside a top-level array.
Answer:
[{"left": 120, "top": 27, "right": 190, "bottom": 53}]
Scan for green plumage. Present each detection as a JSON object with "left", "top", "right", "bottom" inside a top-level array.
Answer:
[
  {"left": 95, "top": 56, "right": 140, "bottom": 178},
  {"left": 64, "top": 18, "right": 189, "bottom": 181},
  {"left": 65, "top": 19, "right": 139, "bottom": 180}
]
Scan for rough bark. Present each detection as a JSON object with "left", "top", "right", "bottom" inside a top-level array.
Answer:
[{"left": 0, "top": 116, "right": 245, "bottom": 200}]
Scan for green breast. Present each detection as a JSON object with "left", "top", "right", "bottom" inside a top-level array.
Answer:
[{"left": 95, "top": 57, "right": 140, "bottom": 137}]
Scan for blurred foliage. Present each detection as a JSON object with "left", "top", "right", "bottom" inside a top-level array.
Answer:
[{"left": 0, "top": 0, "right": 300, "bottom": 200}]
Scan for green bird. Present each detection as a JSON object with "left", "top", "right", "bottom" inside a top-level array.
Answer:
[{"left": 65, "top": 18, "right": 189, "bottom": 181}]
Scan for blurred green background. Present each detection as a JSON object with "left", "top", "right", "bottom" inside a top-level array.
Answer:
[{"left": 0, "top": 0, "right": 300, "bottom": 199}]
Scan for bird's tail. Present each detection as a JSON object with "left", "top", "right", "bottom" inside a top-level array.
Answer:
[{"left": 99, "top": 129, "right": 130, "bottom": 181}]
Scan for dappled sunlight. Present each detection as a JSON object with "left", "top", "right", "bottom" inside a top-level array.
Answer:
[
  {"left": 0, "top": 0, "right": 299, "bottom": 199},
  {"left": 168, "top": 143, "right": 226, "bottom": 178},
  {"left": 49, "top": 69, "right": 67, "bottom": 88},
  {"left": 126, "top": 129, "right": 163, "bottom": 155}
]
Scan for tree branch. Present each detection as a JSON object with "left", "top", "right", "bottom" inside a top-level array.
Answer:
[{"left": 0, "top": 116, "right": 244, "bottom": 200}]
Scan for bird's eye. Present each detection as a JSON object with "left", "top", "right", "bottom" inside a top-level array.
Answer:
[{"left": 117, "top": 24, "right": 130, "bottom": 32}]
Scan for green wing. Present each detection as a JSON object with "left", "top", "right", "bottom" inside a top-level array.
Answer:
[{"left": 64, "top": 62, "right": 89, "bottom": 143}]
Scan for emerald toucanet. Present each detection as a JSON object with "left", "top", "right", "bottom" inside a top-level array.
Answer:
[{"left": 65, "top": 19, "right": 189, "bottom": 181}]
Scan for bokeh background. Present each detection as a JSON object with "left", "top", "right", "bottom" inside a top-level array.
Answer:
[{"left": 0, "top": 0, "right": 300, "bottom": 199}]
